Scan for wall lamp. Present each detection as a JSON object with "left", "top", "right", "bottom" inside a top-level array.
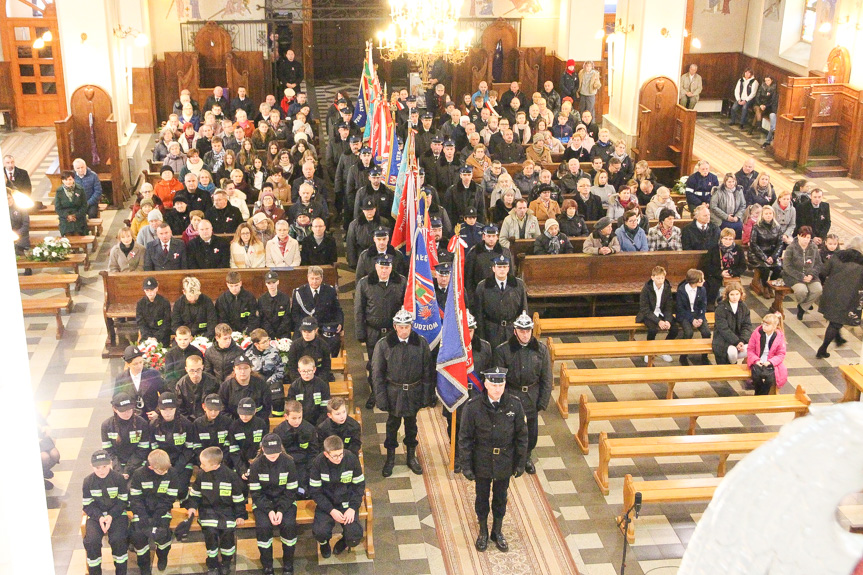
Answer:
[{"left": 113, "top": 25, "right": 149, "bottom": 47}]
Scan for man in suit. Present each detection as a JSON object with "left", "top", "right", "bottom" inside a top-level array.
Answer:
[
  {"left": 144, "top": 223, "right": 187, "bottom": 271},
  {"left": 679, "top": 64, "right": 703, "bottom": 110},
  {"left": 230, "top": 86, "right": 254, "bottom": 120},
  {"left": 186, "top": 219, "right": 231, "bottom": 269},
  {"left": 204, "top": 86, "right": 230, "bottom": 116},
  {"left": 291, "top": 160, "right": 331, "bottom": 204},
  {"left": 3, "top": 154, "right": 32, "bottom": 195},
  {"left": 290, "top": 265, "right": 344, "bottom": 337}
]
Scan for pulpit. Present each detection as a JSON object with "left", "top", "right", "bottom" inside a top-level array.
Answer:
[{"left": 633, "top": 76, "right": 697, "bottom": 180}]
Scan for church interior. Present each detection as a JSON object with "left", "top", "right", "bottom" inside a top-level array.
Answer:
[{"left": 4, "top": 0, "right": 863, "bottom": 573}]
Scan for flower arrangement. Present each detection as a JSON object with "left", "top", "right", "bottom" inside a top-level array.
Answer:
[
  {"left": 137, "top": 338, "right": 166, "bottom": 370},
  {"left": 190, "top": 336, "right": 213, "bottom": 354},
  {"left": 231, "top": 331, "right": 253, "bottom": 350},
  {"left": 275, "top": 338, "right": 292, "bottom": 364},
  {"left": 28, "top": 236, "right": 72, "bottom": 262},
  {"left": 672, "top": 175, "right": 688, "bottom": 196}
]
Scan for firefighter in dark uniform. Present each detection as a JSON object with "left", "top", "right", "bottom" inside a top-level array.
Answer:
[
  {"left": 458, "top": 207, "right": 485, "bottom": 251},
  {"left": 258, "top": 271, "right": 292, "bottom": 339},
  {"left": 473, "top": 255, "right": 528, "bottom": 349},
  {"left": 354, "top": 253, "right": 407, "bottom": 409},
  {"left": 129, "top": 449, "right": 181, "bottom": 574},
  {"left": 114, "top": 345, "right": 165, "bottom": 420},
  {"left": 355, "top": 226, "right": 408, "bottom": 282},
  {"left": 149, "top": 392, "right": 195, "bottom": 501},
  {"left": 285, "top": 316, "right": 333, "bottom": 382},
  {"left": 429, "top": 217, "right": 452, "bottom": 262},
  {"left": 82, "top": 449, "right": 130, "bottom": 575},
  {"left": 444, "top": 166, "right": 485, "bottom": 225},
  {"left": 289, "top": 265, "right": 344, "bottom": 337},
  {"left": 458, "top": 368, "right": 527, "bottom": 552},
  {"left": 372, "top": 308, "right": 436, "bottom": 477},
  {"left": 492, "top": 312, "right": 552, "bottom": 475},
  {"left": 216, "top": 271, "right": 261, "bottom": 334},
  {"left": 136, "top": 277, "right": 172, "bottom": 346},
  {"left": 101, "top": 392, "right": 151, "bottom": 479},
  {"left": 433, "top": 261, "right": 452, "bottom": 313},
  {"left": 465, "top": 225, "right": 513, "bottom": 302},
  {"left": 346, "top": 198, "right": 383, "bottom": 269},
  {"left": 248, "top": 433, "right": 299, "bottom": 575}
]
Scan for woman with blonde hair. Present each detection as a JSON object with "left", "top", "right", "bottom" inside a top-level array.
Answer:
[
  {"left": 108, "top": 226, "right": 146, "bottom": 272},
  {"left": 230, "top": 222, "right": 266, "bottom": 268},
  {"left": 171, "top": 275, "right": 217, "bottom": 339},
  {"left": 266, "top": 219, "right": 301, "bottom": 267},
  {"left": 489, "top": 172, "right": 519, "bottom": 209},
  {"left": 645, "top": 186, "right": 680, "bottom": 221}
]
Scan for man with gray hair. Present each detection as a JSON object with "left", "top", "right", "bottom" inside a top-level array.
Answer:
[
  {"left": 682, "top": 203, "right": 720, "bottom": 251},
  {"left": 73, "top": 158, "right": 103, "bottom": 218}
]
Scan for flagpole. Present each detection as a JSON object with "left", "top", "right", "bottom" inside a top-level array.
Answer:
[{"left": 449, "top": 408, "right": 457, "bottom": 472}]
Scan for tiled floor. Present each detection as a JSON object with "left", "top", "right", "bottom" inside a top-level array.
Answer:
[{"left": 23, "top": 97, "right": 863, "bottom": 574}]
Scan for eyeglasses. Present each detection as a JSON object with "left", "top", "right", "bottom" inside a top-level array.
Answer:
[
  {"left": 298, "top": 368, "right": 316, "bottom": 375},
  {"left": 187, "top": 368, "right": 203, "bottom": 373}
]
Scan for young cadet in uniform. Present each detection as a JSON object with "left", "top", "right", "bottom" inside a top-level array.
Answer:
[
  {"left": 354, "top": 253, "right": 407, "bottom": 409},
  {"left": 228, "top": 397, "right": 268, "bottom": 480},
  {"left": 186, "top": 446, "right": 248, "bottom": 575},
  {"left": 175, "top": 354, "right": 220, "bottom": 421},
  {"left": 129, "top": 449, "right": 181, "bottom": 574},
  {"left": 101, "top": 392, "right": 151, "bottom": 479},
  {"left": 172, "top": 276, "right": 218, "bottom": 339},
  {"left": 316, "top": 397, "right": 361, "bottom": 456},
  {"left": 216, "top": 271, "right": 261, "bottom": 333},
  {"left": 114, "top": 345, "right": 165, "bottom": 421},
  {"left": 162, "top": 326, "right": 203, "bottom": 390},
  {"left": 249, "top": 434, "right": 299, "bottom": 575},
  {"left": 474, "top": 255, "right": 528, "bottom": 349},
  {"left": 274, "top": 400, "right": 320, "bottom": 499},
  {"left": 354, "top": 227, "right": 408, "bottom": 282},
  {"left": 289, "top": 265, "right": 344, "bottom": 338},
  {"left": 458, "top": 207, "right": 485, "bottom": 251},
  {"left": 458, "top": 369, "right": 527, "bottom": 553},
  {"left": 206, "top": 323, "right": 244, "bottom": 384},
  {"left": 149, "top": 393, "right": 195, "bottom": 501},
  {"left": 287, "top": 355, "right": 331, "bottom": 425},
  {"left": 309, "top": 435, "right": 366, "bottom": 558},
  {"left": 286, "top": 316, "right": 332, "bottom": 382},
  {"left": 219, "top": 353, "right": 272, "bottom": 420},
  {"left": 82, "top": 450, "right": 130, "bottom": 575},
  {"left": 192, "top": 394, "right": 233, "bottom": 463},
  {"left": 372, "top": 308, "right": 436, "bottom": 477},
  {"left": 258, "top": 270, "right": 292, "bottom": 339},
  {"left": 492, "top": 312, "right": 552, "bottom": 475},
  {"left": 136, "top": 277, "right": 172, "bottom": 346},
  {"left": 247, "top": 328, "right": 286, "bottom": 416}
]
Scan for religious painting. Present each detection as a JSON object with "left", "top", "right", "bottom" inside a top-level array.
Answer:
[
  {"left": 463, "top": 0, "right": 543, "bottom": 17},
  {"left": 704, "top": 0, "right": 735, "bottom": 15},
  {"left": 763, "top": 0, "right": 782, "bottom": 20},
  {"left": 168, "top": 0, "right": 259, "bottom": 21}
]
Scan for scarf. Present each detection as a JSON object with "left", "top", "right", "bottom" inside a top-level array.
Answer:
[
  {"left": 720, "top": 243, "right": 737, "bottom": 271},
  {"left": 661, "top": 225, "right": 673, "bottom": 240},
  {"left": 199, "top": 180, "right": 216, "bottom": 194},
  {"left": 278, "top": 236, "right": 289, "bottom": 255},
  {"left": 624, "top": 225, "right": 639, "bottom": 241},
  {"left": 724, "top": 186, "right": 738, "bottom": 213},
  {"left": 209, "top": 149, "right": 225, "bottom": 172},
  {"left": 611, "top": 151, "right": 627, "bottom": 162},
  {"left": 593, "top": 231, "right": 612, "bottom": 246},
  {"left": 120, "top": 242, "right": 134, "bottom": 256},
  {"left": 184, "top": 223, "right": 199, "bottom": 241},
  {"left": 545, "top": 232, "right": 563, "bottom": 254}
]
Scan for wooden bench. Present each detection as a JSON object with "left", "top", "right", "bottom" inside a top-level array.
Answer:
[
  {"left": 619, "top": 474, "right": 721, "bottom": 542},
  {"left": 549, "top": 337, "right": 713, "bottom": 365},
  {"left": 21, "top": 297, "right": 72, "bottom": 339},
  {"left": 331, "top": 348, "right": 348, "bottom": 378},
  {"left": 575, "top": 385, "right": 810, "bottom": 453},
  {"left": 840, "top": 364, "right": 863, "bottom": 403},
  {"left": 18, "top": 273, "right": 79, "bottom": 298},
  {"left": 558, "top": 363, "right": 751, "bottom": 417},
  {"left": 30, "top": 233, "right": 97, "bottom": 259},
  {"left": 100, "top": 267, "right": 338, "bottom": 357},
  {"left": 520, "top": 251, "right": 708, "bottom": 314},
  {"left": 30, "top": 214, "right": 103, "bottom": 236},
  {"left": 533, "top": 312, "right": 716, "bottom": 340},
  {"left": 17, "top": 254, "right": 86, "bottom": 290},
  {"left": 594, "top": 431, "right": 777, "bottom": 494},
  {"left": 36, "top": 202, "right": 107, "bottom": 216}
]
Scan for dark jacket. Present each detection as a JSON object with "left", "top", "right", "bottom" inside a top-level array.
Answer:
[
  {"left": 219, "top": 373, "right": 272, "bottom": 420},
  {"left": 149, "top": 413, "right": 195, "bottom": 470},
  {"left": 443, "top": 181, "right": 486, "bottom": 225},
  {"left": 204, "top": 204, "right": 244, "bottom": 235},
  {"left": 346, "top": 216, "right": 383, "bottom": 268},
  {"left": 355, "top": 246, "right": 408, "bottom": 283},
  {"left": 5, "top": 166, "right": 32, "bottom": 195},
  {"left": 317, "top": 416, "right": 362, "bottom": 455},
  {"left": 636, "top": 279, "right": 675, "bottom": 324},
  {"left": 258, "top": 290, "right": 293, "bottom": 339},
  {"left": 534, "top": 232, "right": 574, "bottom": 254},
  {"left": 575, "top": 193, "right": 604, "bottom": 222},
  {"left": 685, "top": 171, "right": 719, "bottom": 208},
  {"left": 136, "top": 294, "right": 172, "bottom": 345},
  {"left": 129, "top": 464, "right": 181, "bottom": 526},
  {"left": 144, "top": 238, "right": 187, "bottom": 271},
  {"left": 558, "top": 214, "right": 588, "bottom": 237},
  {"left": 205, "top": 341, "right": 244, "bottom": 384},
  {"left": 186, "top": 235, "right": 231, "bottom": 269},
  {"left": 707, "top": 244, "right": 747, "bottom": 281},
  {"left": 681, "top": 221, "right": 721, "bottom": 251},
  {"left": 216, "top": 288, "right": 260, "bottom": 333},
  {"left": 287, "top": 375, "right": 331, "bottom": 425},
  {"left": 187, "top": 464, "right": 248, "bottom": 528},
  {"left": 372, "top": 330, "right": 435, "bottom": 417},
  {"left": 675, "top": 279, "right": 708, "bottom": 324},
  {"left": 819, "top": 248, "right": 863, "bottom": 325},
  {"left": 354, "top": 272, "right": 406, "bottom": 342},
  {"left": 101, "top": 413, "right": 151, "bottom": 472},
  {"left": 457, "top": 391, "right": 528, "bottom": 480},
  {"left": 163, "top": 343, "right": 204, "bottom": 389},
  {"left": 735, "top": 169, "right": 759, "bottom": 194},
  {"left": 290, "top": 283, "right": 343, "bottom": 334},
  {"left": 465, "top": 242, "right": 513, "bottom": 298},
  {"left": 796, "top": 201, "right": 831, "bottom": 240},
  {"left": 228, "top": 415, "right": 268, "bottom": 475},
  {"left": 165, "top": 208, "right": 191, "bottom": 236},
  {"left": 172, "top": 294, "right": 218, "bottom": 338},
  {"left": 560, "top": 70, "right": 579, "bottom": 99},
  {"left": 494, "top": 141, "right": 527, "bottom": 164},
  {"left": 248, "top": 453, "right": 298, "bottom": 515},
  {"left": 712, "top": 300, "right": 753, "bottom": 364},
  {"left": 754, "top": 82, "right": 779, "bottom": 114},
  {"left": 286, "top": 335, "right": 333, "bottom": 382},
  {"left": 782, "top": 239, "right": 822, "bottom": 286},
  {"left": 309, "top": 450, "right": 364, "bottom": 514},
  {"left": 474, "top": 275, "right": 528, "bottom": 349},
  {"left": 492, "top": 335, "right": 553, "bottom": 418},
  {"left": 175, "top": 372, "right": 220, "bottom": 421},
  {"left": 301, "top": 234, "right": 338, "bottom": 266},
  {"left": 748, "top": 220, "right": 783, "bottom": 267},
  {"left": 114, "top": 368, "right": 165, "bottom": 417},
  {"left": 82, "top": 470, "right": 128, "bottom": 521}
]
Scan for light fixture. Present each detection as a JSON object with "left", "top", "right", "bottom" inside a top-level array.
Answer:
[
  {"left": 660, "top": 27, "right": 671, "bottom": 39},
  {"left": 613, "top": 18, "right": 635, "bottom": 35},
  {"left": 594, "top": 29, "right": 605, "bottom": 40},
  {"left": 818, "top": 21, "right": 833, "bottom": 34},
  {"left": 691, "top": 37, "right": 702, "bottom": 49},
  {"left": 12, "top": 191, "right": 34, "bottom": 210},
  {"left": 113, "top": 25, "right": 149, "bottom": 46},
  {"left": 31, "top": 30, "right": 50, "bottom": 50}
]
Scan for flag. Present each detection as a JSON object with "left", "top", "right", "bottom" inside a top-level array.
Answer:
[
  {"left": 436, "top": 236, "right": 473, "bottom": 410},
  {"left": 391, "top": 168, "right": 416, "bottom": 254},
  {"left": 404, "top": 226, "right": 442, "bottom": 349},
  {"left": 384, "top": 125, "right": 402, "bottom": 187},
  {"left": 391, "top": 129, "right": 413, "bottom": 218},
  {"left": 370, "top": 97, "right": 392, "bottom": 163},
  {"left": 352, "top": 81, "right": 367, "bottom": 128}
]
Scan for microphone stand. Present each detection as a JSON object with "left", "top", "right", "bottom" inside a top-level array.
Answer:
[{"left": 616, "top": 503, "right": 637, "bottom": 575}]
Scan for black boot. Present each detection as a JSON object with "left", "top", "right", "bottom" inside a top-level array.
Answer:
[
  {"left": 524, "top": 452, "right": 536, "bottom": 475},
  {"left": 797, "top": 306, "right": 805, "bottom": 321},
  {"left": 475, "top": 518, "right": 489, "bottom": 551},
  {"left": 836, "top": 333, "right": 848, "bottom": 347},
  {"left": 382, "top": 448, "right": 396, "bottom": 477},
  {"left": 680, "top": 355, "right": 690, "bottom": 366},
  {"left": 138, "top": 559, "right": 152, "bottom": 575},
  {"left": 282, "top": 545, "right": 295, "bottom": 574},
  {"left": 700, "top": 354, "right": 711, "bottom": 365},
  {"left": 365, "top": 395, "right": 376, "bottom": 410},
  {"left": 406, "top": 446, "right": 423, "bottom": 475},
  {"left": 155, "top": 548, "right": 169, "bottom": 571},
  {"left": 319, "top": 540, "right": 332, "bottom": 559},
  {"left": 490, "top": 517, "right": 509, "bottom": 552},
  {"left": 333, "top": 536, "right": 348, "bottom": 555},
  {"left": 816, "top": 345, "right": 831, "bottom": 359},
  {"left": 218, "top": 558, "right": 232, "bottom": 575}
]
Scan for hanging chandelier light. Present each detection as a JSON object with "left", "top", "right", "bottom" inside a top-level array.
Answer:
[{"left": 376, "top": 0, "right": 474, "bottom": 88}]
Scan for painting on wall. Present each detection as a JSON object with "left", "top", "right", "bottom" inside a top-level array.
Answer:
[
  {"left": 168, "top": 0, "right": 260, "bottom": 21},
  {"left": 463, "top": 0, "right": 543, "bottom": 17},
  {"left": 704, "top": 0, "right": 735, "bottom": 15},
  {"left": 763, "top": 0, "right": 782, "bottom": 20}
]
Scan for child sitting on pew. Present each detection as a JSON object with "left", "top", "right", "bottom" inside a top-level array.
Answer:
[
  {"left": 746, "top": 312, "right": 787, "bottom": 395},
  {"left": 274, "top": 400, "right": 321, "bottom": 499},
  {"left": 287, "top": 355, "right": 331, "bottom": 426},
  {"left": 317, "top": 397, "right": 362, "bottom": 456},
  {"left": 675, "top": 268, "right": 711, "bottom": 366}
]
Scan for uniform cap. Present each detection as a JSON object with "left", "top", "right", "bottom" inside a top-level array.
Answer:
[
  {"left": 393, "top": 308, "right": 413, "bottom": 325},
  {"left": 261, "top": 433, "right": 283, "bottom": 454},
  {"left": 409, "top": 108, "right": 419, "bottom": 115},
  {"left": 337, "top": 122, "right": 350, "bottom": 129},
  {"left": 431, "top": 136, "right": 443, "bottom": 144},
  {"left": 464, "top": 206, "right": 478, "bottom": 218},
  {"left": 360, "top": 146, "right": 373, "bottom": 154},
  {"left": 233, "top": 354, "right": 252, "bottom": 367},
  {"left": 348, "top": 135, "right": 361, "bottom": 144},
  {"left": 460, "top": 166, "right": 474, "bottom": 175},
  {"left": 124, "top": 345, "right": 144, "bottom": 363},
  {"left": 483, "top": 224, "right": 499, "bottom": 235},
  {"left": 430, "top": 217, "right": 443, "bottom": 228},
  {"left": 361, "top": 197, "right": 376, "bottom": 210},
  {"left": 143, "top": 277, "right": 158, "bottom": 290},
  {"left": 237, "top": 398, "right": 257, "bottom": 416},
  {"left": 435, "top": 262, "right": 452, "bottom": 275},
  {"left": 158, "top": 392, "right": 178, "bottom": 409},
  {"left": 406, "top": 95, "right": 417, "bottom": 102},
  {"left": 513, "top": 310, "right": 534, "bottom": 329},
  {"left": 467, "top": 311, "right": 477, "bottom": 329},
  {"left": 373, "top": 226, "right": 390, "bottom": 238},
  {"left": 491, "top": 254, "right": 510, "bottom": 266},
  {"left": 369, "top": 166, "right": 382, "bottom": 177},
  {"left": 264, "top": 270, "right": 279, "bottom": 283},
  {"left": 417, "top": 168, "right": 425, "bottom": 176},
  {"left": 443, "top": 140, "right": 456, "bottom": 147},
  {"left": 374, "top": 253, "right": 393, "bottom": 266},
  {"left": 422, "top": 112, "right": 434, "bottom": 119},
  {"left": 91, "top": 449, "right": 111, "bottom": 467},
  {"left": 321, "top": 324, "right": 339, "bottom": 337},
  {"left": 204, "top": 394, "right": 223, "bottom": 410},
  {"left": 482, "top": 368, "right": 508, "bottom": 385},
  {"left": 112, "top": 392, "right": 135, "bottom": 412},
  {"left": 300, "top": 316, "right": 318, "bottom": 331}
]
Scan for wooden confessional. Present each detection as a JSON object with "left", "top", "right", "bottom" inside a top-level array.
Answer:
[{"left": 633, "top": 76, "right": 697, "bottom": 180}]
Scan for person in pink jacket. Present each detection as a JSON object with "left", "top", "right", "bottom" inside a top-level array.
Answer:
[{"left": 746, "top": 312, "right": 787, "bottom": 395}]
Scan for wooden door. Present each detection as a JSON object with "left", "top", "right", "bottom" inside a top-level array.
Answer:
[{"left": 2, "top": 5, "right": 66, "bottom": 127}]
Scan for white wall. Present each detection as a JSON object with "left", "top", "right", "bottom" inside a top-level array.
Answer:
[
  {"left": 690, "top": 0, "right": 749, "bottom": 53},
  {"left": 743, "top": 0, "right": 810, "bottom": 75},
  {"left": 556, "top": 0, "right": 604, "bottom": 61}
]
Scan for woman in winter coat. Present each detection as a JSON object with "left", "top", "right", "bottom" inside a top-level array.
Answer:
[
  {"left": 772, "top": 190, "right": 796, "bottom": 247},
  {"left": 647, "top": 209, "right": 683, "bottom": 252},
  {"left": 816, "top": 236, "right": 863, "bottom": 358},
  {"left": 534, "top": 219, "right": 574, "bottom": 255},
  {"left": 705, "top": 228, "right": 747, "bottom": 305},
  {"left": 713, "top": 281, "right": 753, "bottom": 364},
  {"left": 744, "top": 173, "right": 776, "bottom": 207},
  {"left": 782, "top": 225, "right": 822, "bottom": 320},
  {"left": 265, "top": 219, "right": 301, "bottom": 267},
  {"left": 748, "top": 204, "right": 784, "bottom": 297},
  {"left": 558, "top": 199, "right": 589, "bottom": 237},
  {"left": 583, "top": 217, "right": 620, "bottom": 255},
  {"left": 615, "top": 209, "right": 649, "bottom": 252},
  {"left": 230, "top": 222, "right": 266, "bottom": 268},
  {"left": 560, "top": 60, "right": 579, "bottom": 100},
  {"left": 606, "top": 187, "right": 636, "bottom": 221},
  {"left": 746, "top": 312, "right": 787, "bottom": 395},
  {"left": 709, "top": 173, "right": 746, "bottom": 237},
  {"left": 645, "top": 186, "right": 680, "bottom": 221},
  {"left": 108, "top": 227, "right": 146, "bottom": 273}
]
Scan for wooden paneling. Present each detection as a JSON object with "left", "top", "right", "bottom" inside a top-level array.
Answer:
[
  {"left": 131, "top": 65, "right": 157, "bottom": 134},
  {"left": 681, "top": 53, "right": 799, "bottom": 102},
  {"left": 0, "top": 61, "right": 15, "bottom": 121}
]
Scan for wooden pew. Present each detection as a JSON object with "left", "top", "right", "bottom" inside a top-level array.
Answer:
[
  {"left": 29, "top": 233, "right": 97, "bottom": 261},
  {"left": 619, "top": 474, "right": 721, "bottom": 542},
  {"left": 533, "top": 312, "right": 716, "bottom": 340},
  {"left": 594, "top": 431, "right": 777, "bottom": 494},
  {"left": 17, "top": 254, "right": 86, "bottom": 290},
  {"left": 558, "top": 363, "right": 751, "bottom": 417},
  {"left": 18, "top": 273, "right": 79, "bottom": 298},
  {"left": 575, "top": 385, "right": 810, "bottom": 454},
  {"left": 30, "top": 214, "right": 103, "bottom": 236},
  {"left": 99, "top": 266, "right": 338, "bottom": 357},
  {"left": 21, "top": 297, "right": 72, "bottom": 339},
  {"left": 520, "top": 251, "right": 708, "bottom": 314},
  {"left": 840, "top": 364, "right": 863, "bottom": 403},
  {"left": 331, "top": 348, "right": 348, "bottom": 378},
  {"left": 549, "top": 337, "right": 713, "bottom": 366}
]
